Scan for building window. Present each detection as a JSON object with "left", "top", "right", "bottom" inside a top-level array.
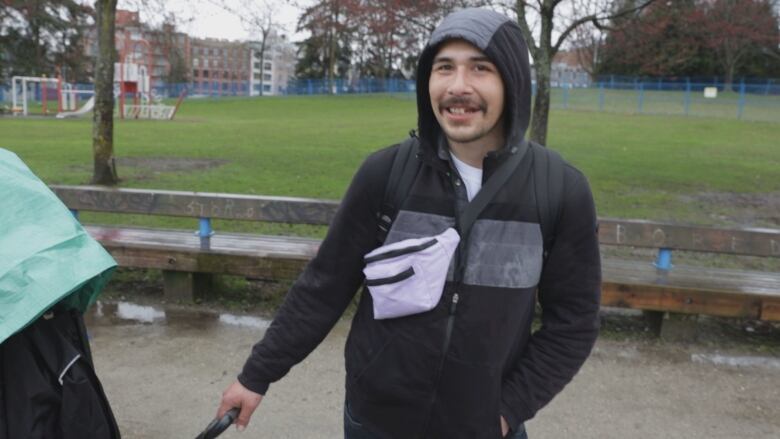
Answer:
[
  {"left": 263, "top": 84, "right": 271, "bottom": 92},
  {"left": 263, "top": 62, "right": 272, "bottom": 71},
  {"left": 203, "top": 70, "right": 209, "bottom": 78},
  {"left": 193, "top": 69, "right": 199, "bottom": 78},
  {"left": 254, "top": 62, "right": 260, "bottom": 69},
  {"left": 193, "top": 58, "right": 199, "bottom": 67},
  {"left": 263, "top": 73, "right": 271, "bottom": 81},
  {"left": 254, "top": 73, "right": 261, "bottom": 80}
]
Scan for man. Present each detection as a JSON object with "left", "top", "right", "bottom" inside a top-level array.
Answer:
[{"left": 217, "top": 8, "right": 601, "bottom": 438}]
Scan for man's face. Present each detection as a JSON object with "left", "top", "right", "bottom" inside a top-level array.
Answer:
[{"left": 429, "top": 39, "right": 505, "bottom": 147}]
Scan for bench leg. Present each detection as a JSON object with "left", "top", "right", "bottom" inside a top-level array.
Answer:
[
  {"left": 162, "top": 271, "right": 213, "bottom": 302},
  {"left": 653, "top": 312, "right": 700, "bottom": 342},
  {"left": 643, "top": 311, "right": 701, "bottom": 341},
  {"left": 642, "top": 310, "right": 664, "bottom": 336}
]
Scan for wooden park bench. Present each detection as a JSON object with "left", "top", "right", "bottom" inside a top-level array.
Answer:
[
  {"left": 53, "top": 185, "right": 780, "bottom": 334},
  {"left": 598, "top": 219, "right": 780, "bottom": 335},
  {"left": 53, "top": 185, "right": 335, "bottom": 301}
]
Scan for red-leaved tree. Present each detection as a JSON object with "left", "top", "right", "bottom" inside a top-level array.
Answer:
[{"left": 703, "top": 0, "right": 780, "bottom": 88}]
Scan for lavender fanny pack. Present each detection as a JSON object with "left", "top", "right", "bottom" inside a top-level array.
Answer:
[{"left": 362, "top": 227, "right": 460, "bottom": 320}]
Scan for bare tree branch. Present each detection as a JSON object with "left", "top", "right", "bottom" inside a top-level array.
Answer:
[
  {"left": 553, "top": 0, "right": 656, "bottom": 53},
  {"left": 515, "top": 0, "right": 540, "bottom": 58}
]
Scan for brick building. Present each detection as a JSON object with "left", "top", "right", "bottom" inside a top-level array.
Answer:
[
  {"left": 83, "top": 9, "right": 295, "bottom": 96},
  {"left": 189, "top": 38, "right": 250, "bottom": 96},
  {"left": 84, "top": 10, "right": 191, "bottom": 88}
]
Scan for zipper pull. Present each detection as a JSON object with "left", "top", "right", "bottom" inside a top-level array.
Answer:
[{"left": 450, "top": 293, "right": 459, "bottom": 314}]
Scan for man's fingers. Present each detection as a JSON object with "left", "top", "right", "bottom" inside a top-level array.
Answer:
[
  {"left": 235, "top": 402, "right": 258, "bottom": 429},
  {"left": 216, "top": 400, "right": 234, "bottom": 420},
  {"left": 216, "top": 381, "right": 263, "bottom": 430}
]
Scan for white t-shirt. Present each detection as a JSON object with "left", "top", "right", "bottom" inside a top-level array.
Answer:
[{"left": 450, "top": 153, "right": 483, "bottom": 202}]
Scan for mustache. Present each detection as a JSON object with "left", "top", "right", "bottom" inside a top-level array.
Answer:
[{"left": 439, "top": 96, "right": 486, "bottom": 111}]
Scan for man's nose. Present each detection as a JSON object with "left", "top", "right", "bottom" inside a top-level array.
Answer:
[{"left": 447, "top": 67, "right": 472, "bottom": 95}]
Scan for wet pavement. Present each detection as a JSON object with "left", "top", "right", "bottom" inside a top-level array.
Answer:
[{"left": 86, "top": 301, "right": 780, "bottom": 439}]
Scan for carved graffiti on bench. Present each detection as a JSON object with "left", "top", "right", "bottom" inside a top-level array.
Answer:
[
  {"left": 53, "top": 186, "right": 340, "bottom": 225},
  {"left": 600, "top": 219, "right": 780, "bottom": 257}
]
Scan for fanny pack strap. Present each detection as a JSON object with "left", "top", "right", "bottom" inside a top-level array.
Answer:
[
  {"left": 454, "top": 141, "right": 531, "bottom": 278},
  {"left": 457, "top": 141, "right": 530, "bottom": 237}
]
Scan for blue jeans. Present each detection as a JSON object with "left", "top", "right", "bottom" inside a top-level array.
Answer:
[{"left": 344, "top": 402, "right": 528, "bottom": 439}]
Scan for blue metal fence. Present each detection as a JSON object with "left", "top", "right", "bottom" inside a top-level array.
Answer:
[
  {"left": 596, "top": 75, "right": 779, "bottom": 93},
  {"left": 552, "top": 78, "right": 780, "bottom": 122},
  {"left": 3, "top": 76, "right": 778, "bottom": 122},
  {"left": 282, "top": 78, "right": 416, "bottom": 95}
]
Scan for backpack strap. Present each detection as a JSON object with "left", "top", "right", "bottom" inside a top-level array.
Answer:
[
  {"left": 531, "top": 142, "right": 566, "bottom": 261},
  {"left": 376, "top": 134, "right": 421, "bottom": 244}
]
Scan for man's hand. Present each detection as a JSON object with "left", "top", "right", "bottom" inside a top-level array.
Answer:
[
  {"left": 218, "top": 381, "right": 263, "bottom": 431},
  {"left": 500, "top": 415, "right": 510, "bottom": 437}
]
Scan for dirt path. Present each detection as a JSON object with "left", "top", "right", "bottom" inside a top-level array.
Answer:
[{"left": 86, "top": 301, "right": 780, "bottom": 439}]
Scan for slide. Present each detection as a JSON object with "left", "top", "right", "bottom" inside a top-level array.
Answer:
[{"left": 56, "top": 96, "right": 95, "bottom": 119}]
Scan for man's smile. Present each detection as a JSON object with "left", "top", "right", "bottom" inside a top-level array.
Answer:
[{"left": 439, "top": 97, "right": 485, "bottom": 123}]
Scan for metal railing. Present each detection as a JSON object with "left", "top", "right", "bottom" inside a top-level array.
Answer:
[{"left": 3, "top": 76, "right": 778, "bottom": 122}]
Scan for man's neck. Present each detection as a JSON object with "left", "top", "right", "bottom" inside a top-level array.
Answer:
[{"left": 447, "top": 134, "right": 505, "bottom": 169}]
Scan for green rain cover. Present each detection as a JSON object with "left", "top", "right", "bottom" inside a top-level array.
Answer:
[{"left": 0, "top": 148, "right": 116, "bottom": 344}]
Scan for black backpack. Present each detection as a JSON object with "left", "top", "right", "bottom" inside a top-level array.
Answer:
[{"left": 376, "top": 134, "right": 566, "bottom": 260}]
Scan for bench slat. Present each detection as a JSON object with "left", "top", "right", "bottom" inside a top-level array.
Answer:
[
  {"left": 602, "top": 259, "right": 780, "bottom": 297},
  {"left": 84, "top": 226, "right": 319, "bottom": 279},
  {"left": 601, "top": 258, "right": 780, "bottom": 321},
  {"left": 601, "top": 282, "right": 772, "bottom": 319},
  {"left": 85, "top": 226, "right": 780, "bottom": 321},
  {"left": 599, "top": 218, "right": 780, "bottom": 257},
  {"left": 85, "top": 225, "right": 320, "bottom": 259},
  {"left": 54, "top": 185, "right": 339, "bottom": 225}
]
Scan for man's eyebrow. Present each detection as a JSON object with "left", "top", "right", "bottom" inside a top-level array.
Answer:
[
  {"left": 432, "top": 55, "right": 453, "bottom": 64},
  {"left": 470, "top": 55, "right": 493, "bottom": 63}
]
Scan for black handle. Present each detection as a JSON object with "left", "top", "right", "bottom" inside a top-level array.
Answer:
[{"left": 195, "top": 407, "right": 240, "bottom": 439}]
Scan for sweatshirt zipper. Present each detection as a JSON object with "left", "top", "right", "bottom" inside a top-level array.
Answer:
[
  {"left": 421, "top": 165, "right": 465, "bottom": 437},
  {"left": 421, "top": 290, "right": 460, "bottom": 437},
  {"left": 443, "top": 292, "right": 459, "bottom": 355}
]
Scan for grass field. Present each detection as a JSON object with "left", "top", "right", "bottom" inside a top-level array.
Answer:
[{"left": 2, "top": 94, "right": 779, "bottom": 234}]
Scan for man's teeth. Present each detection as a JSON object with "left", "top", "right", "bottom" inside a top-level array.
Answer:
[{"left": 447, "top": 107, "right": 473, "bottom": 115}]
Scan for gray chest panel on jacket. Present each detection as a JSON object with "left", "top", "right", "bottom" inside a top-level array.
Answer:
[{"left": 385, "top": 210, "right": 543, "bottom": 289}]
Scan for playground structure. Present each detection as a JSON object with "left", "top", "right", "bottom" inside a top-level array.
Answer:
[
  {"left": 10, "top": 76, "right": 88, "bottom": 116},
  {"left": 114, "top": 61, "right": 184, "bottom": 120},
  {"left": 11, "top": 61, "right": 184, "bottom": 120}
]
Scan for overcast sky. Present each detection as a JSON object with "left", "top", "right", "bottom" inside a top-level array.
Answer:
[{"left": 115, "top": 0, "right": 306, "bottom": 42}]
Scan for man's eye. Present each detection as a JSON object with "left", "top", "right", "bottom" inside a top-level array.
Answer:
[
  {"left": 435, "top": 64, "right": 453, "bottom": 71},
  {"left": 474, "top": 64, "right": 492, "bottom": 72}
]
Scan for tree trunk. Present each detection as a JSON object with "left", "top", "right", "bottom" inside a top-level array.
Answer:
[
  {"left": 530, "top": 60, "right": 552, "bottom": 146},
  {"left": 327, "top": 0, "right": 338, "bottom": 94},
  {"left": 91, "top": 0, "right": 118, "bottom": 185},
  {"left": 723, "top": 63, "right": 734, "bottom": 91},
  {"left": 530, "top": 2, "right": 554, "bottom": 147}
]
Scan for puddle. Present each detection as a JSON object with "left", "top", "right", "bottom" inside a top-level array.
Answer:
[
  {"left": 89, "top": 301, "right": 270, "bottom": 331},
  {"left": 218, "top": 313, "right": 270, "bottom": 330},
  {"left": 115, "top": 302, "right": 166, "bottom": 323},
  {"left": 691, "top": 353, "right": 780, "bottom": 370}
]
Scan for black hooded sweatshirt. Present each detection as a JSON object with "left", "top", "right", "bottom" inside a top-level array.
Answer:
[{"left": 239, "top": 8, "right": 601, "bottom": 438}]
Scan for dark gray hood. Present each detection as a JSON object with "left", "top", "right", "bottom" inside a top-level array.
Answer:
[{"left": 416, "top": 8, "right": 532, "bottom": 153}]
